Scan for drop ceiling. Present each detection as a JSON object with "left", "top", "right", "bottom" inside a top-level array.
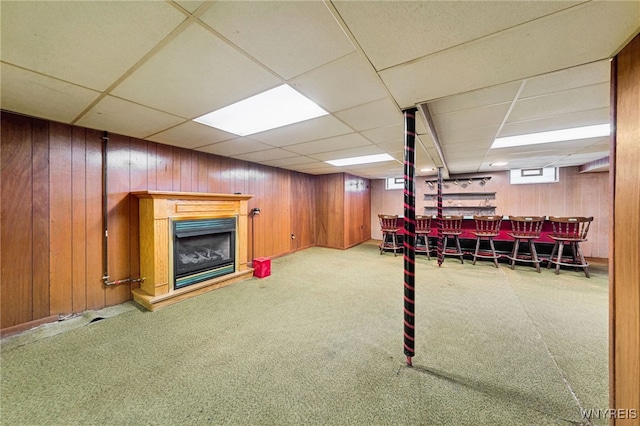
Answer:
[{"left": 1, "top": 1, "right": 638, "bottom": 179}]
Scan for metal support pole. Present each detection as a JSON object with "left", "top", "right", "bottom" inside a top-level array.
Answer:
[
  {"left": 437, "top": 167, "right": 444, "bottom": 266},
  {"left": 403, "top": 108, "right": 417, "bottom": 366}
]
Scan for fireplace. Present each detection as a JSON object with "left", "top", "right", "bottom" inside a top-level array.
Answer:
[
  {"left": 173, "top": 217, "right": 236, "bottom": 289},
  {"left": 132, "top": 191, "right": 253, "bottom": 311}
]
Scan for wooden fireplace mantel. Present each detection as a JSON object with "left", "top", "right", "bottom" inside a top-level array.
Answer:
[{"left": 131, "top": 191, "right": 254, "bottom": 311}]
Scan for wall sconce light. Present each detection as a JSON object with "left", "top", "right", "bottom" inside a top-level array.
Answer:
[
  {"left": 453, "top": 179, "right": 459, "bottom": 185},
  {"left": 468, "top": 178, "right": 473, "bottom": 184},
  {"left": 252, "top": 207, "right": 261, "bottom": 216}
]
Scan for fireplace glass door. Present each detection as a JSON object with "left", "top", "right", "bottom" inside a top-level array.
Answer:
[{"left": 173, "top": 217, "right": 236, "bottom": 289}]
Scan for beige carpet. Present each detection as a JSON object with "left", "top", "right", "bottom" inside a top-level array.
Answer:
[{"left": 1, "top": 243, "right": 608, "bottom": 425}]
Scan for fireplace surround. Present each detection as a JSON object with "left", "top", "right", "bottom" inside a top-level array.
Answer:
[{"left": 132, "top": 191, "right": 253, "bottom": 311}]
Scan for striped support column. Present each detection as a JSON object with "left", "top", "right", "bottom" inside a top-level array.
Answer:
[
  {"left": 437, "top": 167, "right": 444, "bottom": 266},
  {"left": 403, "top": 108, "right": 417, "bottom": 367}
]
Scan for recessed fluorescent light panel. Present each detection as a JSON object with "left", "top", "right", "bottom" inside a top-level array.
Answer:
[
  {"left": 325, "top": 153, "right": 395, "bottom": 167},
  {"left": 490, "top": 161, "right": 508, "bottom": 167},
  {"left": 491, "top": 124, "right": 610, "bottom": 149},
  {"left": 193, "top": 85, "right": 328, "bottom": 136}
]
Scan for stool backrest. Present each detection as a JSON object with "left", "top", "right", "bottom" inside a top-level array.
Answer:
[
  {"left": 441, "top": 215, "right": 463, "bottom": 232},
  {"left": 549, "top": 216, "right": 593, "bottom": 240},
  {"left": 415, "top": 215, "right": 432, "bottom": 233},
  {"left": 508, "top": 216, "right": 545, "bottom": 237},
  {"left": 473, "top": 215, "right": 502, "bottom": 234},
  {"left": 378, "top": 214, "right": 399, "bottom": 230}
]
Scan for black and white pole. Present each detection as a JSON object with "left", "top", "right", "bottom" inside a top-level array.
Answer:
[
  {"left": 403, "top": 107, "right": 417, "bottom": 367},
  {"left": 437, "top": 167, "right": 444, "bottom": 266}
]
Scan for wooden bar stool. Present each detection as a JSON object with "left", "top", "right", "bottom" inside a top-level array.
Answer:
[
  {"left": 441, "top": 215, "right": 464, "bottom": 264},
  {"left": 415, "top": 215, "right": 433, "bottom": 260},
  {"left": 472, "top": 215, "right": 502, "bottom": 268},
  {"left": 378, "top": 214, "right": 402, "bottom": 256},
  {"left": 507, "top": 216, "right": 545, "bottom": 272},
  {"left": 547, "top": 216, "right": 593, "bottom": 278}
]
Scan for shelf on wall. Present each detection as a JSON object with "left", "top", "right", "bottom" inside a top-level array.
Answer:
[
  {"left": 425, "top": 176, "right": 492, "bottom": 185},
  {"left": 424, "top": 192, "right": 496, "bottom": 198}
]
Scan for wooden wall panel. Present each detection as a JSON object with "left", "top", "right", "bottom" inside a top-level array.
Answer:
[
  {"left": 290, "top": 173, "right": 316, "bottom": 251},
  {"left": 156, "top": 143, "right": 173, "bottom": 191},
  {"left": 1, "top": 111, "right": 373, "bottom": 329},
  {"left": 344, "top": 174, "right": 371, "bottom": 248},
  {"left": 315, "top": 174, "right": 345, "bottom": 249},
  {"left": 85, "top": 129, "right": 105, "bottom": 311},
  {"left": 611, "top": 33, "right": 640, "bottom": 426},
  {"left": 49, "top": 122, "right": 73, "bottom": 316},
  {"left": 31, "top": 118, "right": 50, "bottom": 319},
  {"left": 71, "top": 127, "right": 87, "bottom": 313},
  {"left": 1, "top": 113, "right": 34, "bottom": 326},
  {"left": 106, "top": 134, "right": 132, "bottom": 306}
]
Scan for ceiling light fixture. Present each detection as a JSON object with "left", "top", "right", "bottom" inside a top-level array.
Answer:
[
  {"left": 491, "top": 124, "right": 610, "bottom": 149},
  {"left": 490, "top": 161, "right": 509, "bottom": 167},
  {"left": 193, "top": 85, "right": 328, "bottom": 136},
  {"left": 325, "top": 153, "right": 395, "bottom": 167}
]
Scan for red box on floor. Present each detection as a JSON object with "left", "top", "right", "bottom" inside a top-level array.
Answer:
[{"left": 253, "top": 257, "right": 271, "bottom": 278}]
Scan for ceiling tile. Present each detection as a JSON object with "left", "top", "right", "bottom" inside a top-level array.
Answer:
[
  {"left": 435, "top": 103, "right": 511, "bottom": 134},
  {"left": 428, "top": 81, "right": 522, "bottom": 115},
  {"left": 75, "top": 96, "right": 185, "bottom": 139},
  {"left": 259, "top": 156, "right": 318, "bottom": 168},
  {"left": 284, "top": 133, "right": 372, "bottom": 155},
  {"left": 286, "top": 161, "right": 335, "bottom": 171},
  {"left": 335, "top": 98, "right": 403, "bottom": 132},
  {"left": 248, "top": 115, "right": 353, "bottom": 147},
  {"left": 111, "top": 24, "right": 281, "bottom": 118},
  {"left": 196, "top": 138, "right": 273, "bottom": 157},
  {"left": 290, "top": 52, "right": 388, "bottom": 112},
  {"left": 507, "top": 83, "right": 610, "bottom": 123},
  {"left": 0, "top": 1, "right": 185, "bottom": 91},
  {"left": 199, "top": 1, "right": 355, "bottom": 80},
  {"left": 232, "top": 148, "right": 299, "bottom": 163},
  {"left": 439, "top": 125, "right": 501, "bottom": 146},
  {"left": 499, "top": 108, "right": 610, "bottom": 137},
  {"left": 333, "top": 1, "right": 580, "bottom": 70},
  {"left": 147, "top": 121, "right": 236, "bottom": 149},
  {"left": 380, "top": 1, "right": 639, "bottom": 107},
  {"left": 174, "top": 1, "right": 204, "bottom": 14},
  {"left": 0, "top": 64, "right": 100, "bottom": 123},
  {"left": 520, "top": 60, "right": 610, "bottom": 99},
  {"left": 362, "top": 124, "right": 404, "bottom": 144},
  {"left": 308, "top": 145, "right": 387, "bottom": 162}
]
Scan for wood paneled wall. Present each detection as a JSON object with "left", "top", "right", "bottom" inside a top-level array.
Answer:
[
  {"left": 315, "top": 173, "right": 371, "bottom": 249},
  {"left": 371, "top": 168, "right": 610, "bottom": 258},
  {"left": 1, "top": 111, "right": 349, "bottom": 330},
  {"left": 611, "top": 33, "right": 640, "bottom": 426}
]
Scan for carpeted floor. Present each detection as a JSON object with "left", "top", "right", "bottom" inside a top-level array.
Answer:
[{"left": 0, "top": 242, "right": 608, "bottom": 425}]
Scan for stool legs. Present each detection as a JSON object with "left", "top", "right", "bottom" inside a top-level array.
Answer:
[
  {"left": 548, "top": 240, "right": 590, "bottom": 278},
  {"left": 443, "top": 235, "right": 463, "bottom": 264},
  {"left": 510, "top": 238, "right": 541, "bottom": 272},
  {"left": 473, "top": 237, "right": 499, "bottom": 268},
  {"left": 529, "top": 239, "right": 541, "bottom": 273},
  {"left": 380, "top": 231, "right": 400, "bottom": 256}
]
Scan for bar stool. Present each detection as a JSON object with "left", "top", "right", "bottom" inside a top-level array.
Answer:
[
  {"left": 472, "top": 215, "right": 502, "bottom": 268},
  {"left": 378, "top": 214, "right": 402, "bottom": 256},
  {"left": 442, "top": 215, "right": 464, "bottom": 264},
  {"left": 547, "top": 216, "right": 593, "bottom": 278},
  {"left": 415, "top": 215, "right": 433, "bottom": 260},
  {"left": 507, "top": 216, "right": 545, "bottom": 272}
]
